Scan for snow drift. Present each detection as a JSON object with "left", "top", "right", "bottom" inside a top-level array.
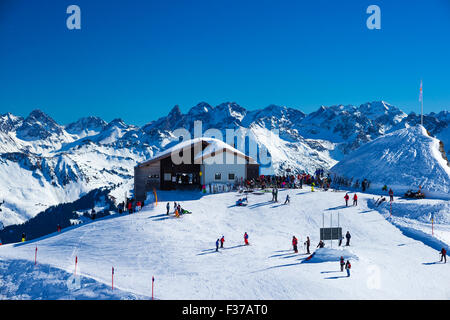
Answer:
[{"left": 331, "top": 125, "right": 450, "bottom": 199}]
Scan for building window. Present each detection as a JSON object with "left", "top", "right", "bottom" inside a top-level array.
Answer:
[
  {"left": 214, "top": 173, "right": 221, "bottom": 180},
  {"left": 148, "top": 174, "right": 159, "bottom": 179},
  {"left": 228, "top": 173, "right": 235, "bottom": 180}
]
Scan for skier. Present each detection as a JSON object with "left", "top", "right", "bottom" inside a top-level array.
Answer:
[
  {"left": 127, "top": 201, "right": 133, "bottom": 214},
  {"left": 220, "top": 236, "right": 225, "bottom": 248},
  {"left": 284, "top": 194, "right": 290, "bottom": 205},
  {"left": 441, "top": 248, "right": 447, "bottom": 263},
  {"left": 166, "top": 202, "right": 170, "bottom": 215},
  {"left": 118, "top": 202, "right": 124, "bottom": 214},
  {"left": 345, "top": 231, "right": 351, "bottom": 246},
  {"left": 244, "top": 232, "right": 249, "bottom": 245},
  {"left": 305, "top": 236, "right": 311, "bottom": 254},
  {"left": 271, "top": 188, "right": 275, "bottom": 202},
  {"left": 317, "top": 240, "right": 325, "bottom": 248},
  {"left": 344, "top": 193, "right": 349, "bottom": 207},
  {"left": 216, "top": 239, "right": 219, "bottom": 252},
  {"left": 274, "top": 188, "right": 278, "bottom": 202},
  {"left": 311, "top": 182, "right": 315, "bottom": 192},
  {"left": 340, "top": 256, "right": 345, "bottom": 272},
  {"left": 353, "top": 194, "right": 358, "bottom": 206},
  {"left": 292, "top": 236, "right": 298, "bottom": 253},
  {"left": 21, "top": 232, "right": 26, "bottom": 242},
  {"left": 57, "top": 224, "right": 61, "bottom": 233},
  {"left": 345, "top": 260, "right": 351, "bottom": 277},
  {"left": 91, "top": 208, "right": 96, "bottom": 220},
  {"left": 389, "top": 188, "right": 394, "bottom": 202},
  {"left": 338, "top": 234, "right": 343, "bottom": 246},
  {"left": 136, "top": 201, "right": 141, "bottom": 212}
]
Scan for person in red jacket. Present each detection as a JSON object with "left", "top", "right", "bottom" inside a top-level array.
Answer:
[
  {"left": 244, "top": 232, "right": 249, "bottom": 245},
  {"left": 292, "top": 236, "right": 298, "bottom": 253},
  {"left": 57, "top": 224, "right": 61, "bottom": 233},
  {"left": 353, "top": 194, "right": 358, "bottom": 206},
  {"left": 344, "top": 193, "right": 350, "bottom": 206},
  {"left": 389, "top": 188, "right": 394, "bottom": 202},
  {"left": 220, "top": 236, "right": 225, "bottom": 248},
  {"left": 441, "top": 248, "right": 447, "bottom": 263}
]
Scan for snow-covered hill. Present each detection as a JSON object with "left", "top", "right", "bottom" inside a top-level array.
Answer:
[
  {"left": 331, "top": 125, "right": 450, "bottom": 199},
  {"left": 0, "top": 101, "right": 449, "bottom": 227},
  {"left": 0, "top": 188, "right": 448, "bottom": 299}
]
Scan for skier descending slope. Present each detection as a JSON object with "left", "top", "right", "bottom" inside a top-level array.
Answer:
[
  {"left": 292, "top": 236, "right": 298, "bottom": 253},
  {"left": 353, "top": 194, "right": 358, "bottom": 206},
  {"left": 284, "top": 194, "right": 290, "bottom": 205},
  {"left": 244, "top": 232, "right": 249, "bottom": 245}
]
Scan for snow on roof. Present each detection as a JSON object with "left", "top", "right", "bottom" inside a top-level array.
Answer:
[{"left": 137, "top": 137, "right": 256, "bottom": 167}]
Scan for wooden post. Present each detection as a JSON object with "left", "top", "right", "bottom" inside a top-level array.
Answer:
[
  {"left": 75, "top": 256, "right": 78, "bottom": 275},
  {"left": 152, "top": 276, "right": 155, "bottom": 300},
  {"left": 34, "top": 246, "right": 37, "bottom": 265}
]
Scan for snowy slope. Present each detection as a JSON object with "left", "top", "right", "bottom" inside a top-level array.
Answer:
[
  {"left": 0, "top": 188, "right": 449, "bottom": 299},
  {"left": 0, "top": 102, "right": 449, "bottom": 227},
  {"left": 331, "top": 125, "right": 450, "bottom": 199}
]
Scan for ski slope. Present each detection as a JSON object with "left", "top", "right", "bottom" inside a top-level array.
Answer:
[{"left": 0, "top": 188, "right": 449, "bottom": 299}]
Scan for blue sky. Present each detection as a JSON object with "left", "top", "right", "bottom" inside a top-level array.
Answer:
[{"left": 0, "top": 0, "right": 449, "bottom": 125}]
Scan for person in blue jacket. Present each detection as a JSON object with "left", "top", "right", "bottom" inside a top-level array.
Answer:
[{"left": 216, "top": 239, "right": 220, "bottom": 252}]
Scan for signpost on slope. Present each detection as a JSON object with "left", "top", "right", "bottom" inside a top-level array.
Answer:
[
  {"left": 320, "top": 212, "right": 342, "bottom": 247},
  {"left": 112, "top": 267, "right": 114, "bottom": 290},
  {"left": 35, "top": 246, "right": 37, "bottom": 265}
]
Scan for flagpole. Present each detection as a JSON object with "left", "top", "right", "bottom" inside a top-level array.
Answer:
[{"left": 420, "top": 80, "right": 423, "bottom": 126}]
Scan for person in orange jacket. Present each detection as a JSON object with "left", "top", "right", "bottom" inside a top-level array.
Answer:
[
  {"left": 353, "top": 194, "right": 358, "bottom": 206},
  {"left": 344, "top": 193, "right": 350, "bottom": 206},
  {"left": 292, "top": 236, "right": 298, "bottom": 253}
]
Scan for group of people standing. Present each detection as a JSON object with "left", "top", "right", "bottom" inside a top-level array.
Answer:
[
  {"left": 344, "top": 193, "right": 358, "bottom": 207},
  {"left": 215, "top": 232, "right": 250, "bottom": 252}
]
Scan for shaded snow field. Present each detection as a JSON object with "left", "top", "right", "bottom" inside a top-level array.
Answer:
[
  {"left": 369, "top": 197, "right": 450, "bottom": 250},
  {"left": 0, "top": 188, "right": 449, "bottom": 299}
]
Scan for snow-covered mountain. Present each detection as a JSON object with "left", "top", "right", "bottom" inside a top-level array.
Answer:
[
  {"left": 331, "top": 125, "right": 450, "bottom": 199},
  {"left": 0, "top": 101, "right": 449, "bottom": 227}
]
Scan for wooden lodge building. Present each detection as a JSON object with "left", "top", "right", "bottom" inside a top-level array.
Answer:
[{"left": 134, "top": 137, "right": 260, "bottom": 201}]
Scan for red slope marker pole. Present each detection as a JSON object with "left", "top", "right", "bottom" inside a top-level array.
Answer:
[
  {"left": 431, "top": 216, "right": 434, "bottom": 236},
  {"left": 112, "top": 267, "right": 114, "bottom": 290},
  {"left": 75, "top": 256, "right": 78, "bottom": 276},
  {"left": 152, "top": 276, "right": 154, "bottom": 300},
  {"left": 34, "top": 246, "right": 37, "bottom": 265}
]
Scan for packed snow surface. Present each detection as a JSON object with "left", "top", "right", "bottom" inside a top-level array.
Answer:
[{"left": 0, "top": 188, "right": 449, "bottom": 299}]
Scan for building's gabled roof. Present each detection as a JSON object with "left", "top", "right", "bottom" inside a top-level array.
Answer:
[{"left": 136, "top": 137, "right": 257, "bottom": 168}]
